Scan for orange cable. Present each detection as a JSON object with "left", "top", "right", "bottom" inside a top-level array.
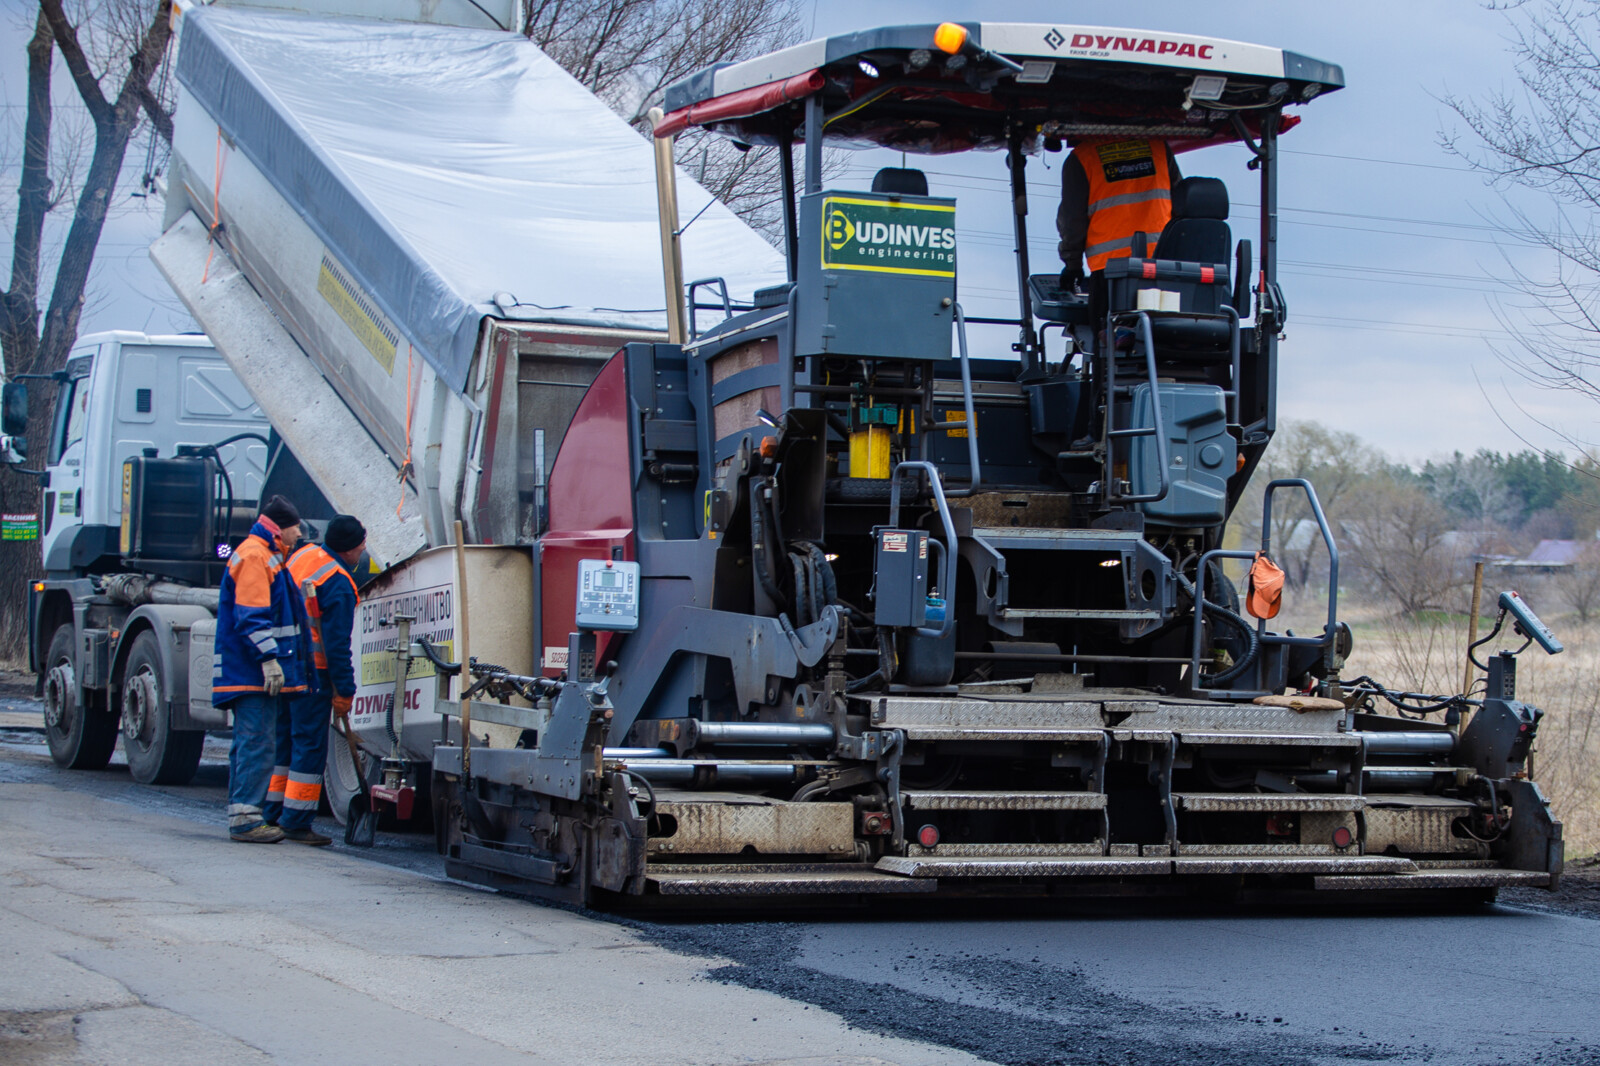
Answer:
[
  {"left": 202, "top": 128, "right": 227, "bottom": 283},
  {"left": 398, "top": 345, "right": 415, "bottom": 518}
]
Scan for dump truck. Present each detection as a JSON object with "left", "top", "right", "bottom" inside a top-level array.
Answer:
[
  {"left": 11, "top": 7, "right": 1565, "bottom": 907},
  {"left": 7, "top": 0, "right": 783, "bottom": 814}
]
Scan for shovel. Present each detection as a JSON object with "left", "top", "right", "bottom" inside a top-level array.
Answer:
[
  {"left": 304, "top": 577, "right": 379, "bottom": 848},
  {"left": 338, "top": 716, "right": 378, "bottom": 848}
]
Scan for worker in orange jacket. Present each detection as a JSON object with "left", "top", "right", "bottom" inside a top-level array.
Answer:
[
  {"left": 218, "top": 495, "right": 311, "bottom": 843},
  {"left": 264, "top": 515, "right": 366, "bottom": 845},
  {"left": 1057, "top": 138, "right": 1181, "bottom": 284}
]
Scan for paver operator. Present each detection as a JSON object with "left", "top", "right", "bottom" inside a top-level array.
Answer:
[
  {"left": 266, "top": 514, "right": 367, "bottom": 846},
  {"left": 215, "top": 495, "right": 312, "bottom": 843},
  {"left": 1057, "top": 137, "right": 1181, "bottom": 285}
]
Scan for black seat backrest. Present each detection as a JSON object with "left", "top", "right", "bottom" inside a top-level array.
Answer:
[
  {"left": 871, "top": 167, "right": 929, "bottom": 196},
  {"left": 1154, "top": 177, "right": 1230, "bottom": 264}
]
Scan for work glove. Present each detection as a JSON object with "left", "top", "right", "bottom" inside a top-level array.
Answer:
[
  {"left": 332, "top": 694, "right": 353, "bottom": 718},
  {"left": 261, "top": 658, "right": 285, "bottom": 697}
]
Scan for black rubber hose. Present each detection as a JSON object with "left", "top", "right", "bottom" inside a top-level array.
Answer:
[
  {"left": 414, "top": 635, "right": 462, "bottom": 676},
  {"left": 748, "top": 480, "right": 788, "bottom": 610},
  {"left": 790, "top": 553, "right": 813, "bottom": 626},
  {"left": 1178, "top": 572, "right": 1260, "bottom": 687}
]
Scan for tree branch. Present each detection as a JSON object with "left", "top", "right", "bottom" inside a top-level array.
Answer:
[
  {"left": 137, "top": 83, "right": 173, "bottom": 144},
  {"left": 39, "top": 0, "right": 111, "bottom": 128}
]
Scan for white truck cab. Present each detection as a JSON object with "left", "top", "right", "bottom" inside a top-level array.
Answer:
[{"left": 40, "top": 332, "right": 269, "bottom": 575}]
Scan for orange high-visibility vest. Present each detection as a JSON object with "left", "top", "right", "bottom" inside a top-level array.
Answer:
[
  {"left": 1077, "top": 139, "right": 1174, "bottom": 272},
  {"left": 287, "top": 543, "right": 358, "bottom": 671}
]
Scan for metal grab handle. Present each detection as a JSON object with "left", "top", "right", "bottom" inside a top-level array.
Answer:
[
  {"left": 1104, "top": 311, "right": 1170, "bottom": 505},
  {"left": 1189, "top": 548, "right": 1259, "bottom": 692},
  {"left": 1262, "top": 477, "right": 1341, "bottom": 672},
  {"left": 1190, "top": 478, "right": 1344, "bottom": 693},
  {"left": 686, "top": 276, "right": 732, "bottom": 339},
  {"left": 940, "top": 303, "right": 984, "bottom": 497},
  {"left": 887, "top": 460, "right": 957, "bottom": 640}
]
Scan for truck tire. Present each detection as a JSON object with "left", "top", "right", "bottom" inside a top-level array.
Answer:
[
  {"left": 42, "top": 624, "right": 117, "bottom": 770},
  {"left": 120, "top": 630, "right": 204, "bottom": 785}
]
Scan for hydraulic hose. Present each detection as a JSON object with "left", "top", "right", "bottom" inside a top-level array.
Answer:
[
  {"left": 1177, "top": 572, "right": 1260, "bottom": 687},
  {"left": 748, "top": 478, "right": 788, "bottom": 609}
]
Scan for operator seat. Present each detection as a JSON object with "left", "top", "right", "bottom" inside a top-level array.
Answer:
[
  {"left": 1119, "top": 175, "right": 1237, "bottom": 358},
  {"left": 1153, "top": 177, "right": 1231, "bottom": 264},
  {"left": 871, "top": 167, "right": 929, "bottom": 196}
]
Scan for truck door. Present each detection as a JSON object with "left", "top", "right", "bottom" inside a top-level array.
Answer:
[{"left": 39, "top": 352, "right": 96, "bottom": 568}]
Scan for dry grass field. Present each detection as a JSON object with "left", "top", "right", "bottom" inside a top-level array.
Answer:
[{"left": 1270, "top": 581, "right": 1600, "bottom": 859}]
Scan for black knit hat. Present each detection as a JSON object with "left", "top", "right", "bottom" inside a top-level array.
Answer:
[
  {"left": 262, "top": 494, "right": 300, "bottom": 529},
  {"left": 324, "top": 514, "right": 367, "bottom": 553}
]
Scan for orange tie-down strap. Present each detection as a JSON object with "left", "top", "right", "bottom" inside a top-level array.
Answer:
[{"left": 1247, "top": 552, "right": 1285, "bottom": 620}]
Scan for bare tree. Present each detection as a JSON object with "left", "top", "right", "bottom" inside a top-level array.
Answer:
[
  {"left": 526, "top": 0, "right": 807, "bottom": 241},
  {"left": 1239, "top": 420, "right": 1377, "bottom": 590},
  {"left": 1562, "top": 542, "right": 1600, "bottom": 621},
  {"left": 0, "top": 0, "right": 175, "bottom": 660},
  {"left": 1442, "top": 0, "right": 1600, "bottom": 449},
  {"left": 1342, "top": 473, "right": 1471, "bottom": 615}
]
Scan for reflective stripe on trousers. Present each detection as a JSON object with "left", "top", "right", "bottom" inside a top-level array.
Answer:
[
  {"left": 284, "top": 771, "right": 322, "bottom": 811},
  {"left": 267, "top": 766, "right": 289, "bottom": 803}
]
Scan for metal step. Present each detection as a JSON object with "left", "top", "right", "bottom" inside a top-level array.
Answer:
[
  {"left": 1174, "top": 792, "right": 1365, "bottom": 812},
  {"left": 902, "top": 790, "right": 1107, "bottom": 811},
  {"left": 1313, "top": 868, "right": 1551, "bottom": 891},
  {"left": 1170, "top": 856, "right": 1415, "bottom": 876},
  {"left": 647, "top": 863, "right": 936, "bottom": 896},
  {"left": 877, "top": 854, "right": 1418, "bottom": 878},
  {"left": 877, "top": 855, "right": 1172, "bottom": 878},
  {"left": 907, "top": 842, "right": 1104, "bottom": 858}
]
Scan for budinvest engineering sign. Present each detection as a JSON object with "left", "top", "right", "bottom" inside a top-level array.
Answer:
[{"left": 821, "top": 196, "right": 956, "bottom": 278}]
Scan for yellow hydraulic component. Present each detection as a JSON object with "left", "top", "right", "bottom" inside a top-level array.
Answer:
[{"left": 850, "top": 425, "right": 892, "bottom": 480}]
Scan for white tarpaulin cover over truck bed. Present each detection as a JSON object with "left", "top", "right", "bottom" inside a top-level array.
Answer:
[{"left": 173, "top": 6, "right": 787, "bottom": 391}]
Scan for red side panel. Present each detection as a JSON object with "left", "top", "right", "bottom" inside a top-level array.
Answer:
[
  {"left": 541, "top": 352, "right": 634, "bottom": 675},
  {"left": 653, "top": 70, "right": 826, "bottom": 137}
]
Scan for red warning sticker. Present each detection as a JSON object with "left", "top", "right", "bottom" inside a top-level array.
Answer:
[{"left": 882, "top": 532, "right": 909, "bottom": 553}]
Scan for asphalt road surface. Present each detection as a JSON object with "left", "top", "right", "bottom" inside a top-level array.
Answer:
[{"left": 2, "top": 697, "right": 1598, "bottom": 1066}]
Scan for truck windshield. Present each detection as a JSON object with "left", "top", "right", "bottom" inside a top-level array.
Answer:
[{"left": 49, "top": 358, "right": 93, "bottom": 465}]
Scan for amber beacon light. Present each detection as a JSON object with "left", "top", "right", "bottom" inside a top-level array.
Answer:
[{"left": 934, "top": 22, "right": 968, "bottom": 54}]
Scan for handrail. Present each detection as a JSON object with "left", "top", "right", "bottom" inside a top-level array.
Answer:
[
  {"left": 887, "top": 460, "right": 957, "bottom": 639},
  {"left": 1188, "top": 477, "right": 1343, "bottom": 693},
  {"left": 1263, "top": 477, "right": 1341, "bottom": 672},
  {"left": 1223, "top": 304, "right": 1241, "bottom": 425},
  {"left": 940, "top": 303, "right": 983, "bottom": 497},
  {"left": 1105, "top": 310, "right": 1170, "bottom": 505},
  {"left": 686, "top": 277, "right": 733, "bottom": 339},
  {"left": 1189, "top": 547, "right": 1262, "bottom": 694}
]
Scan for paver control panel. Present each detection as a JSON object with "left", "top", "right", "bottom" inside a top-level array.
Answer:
[{"left": 575, "top": 558, "right": 641, "bottom": 631}]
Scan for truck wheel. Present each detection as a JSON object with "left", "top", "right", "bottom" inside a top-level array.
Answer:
[
  {"left": 42, "top": 624, "right": 117, "bottom": 770},
  {"left": 120, "top": 630, "right": 204, "bottom": 785}
]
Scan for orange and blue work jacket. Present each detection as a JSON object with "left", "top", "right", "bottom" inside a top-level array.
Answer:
[
  {"left": 287, "top": 543, "right": 359, "bottom": 698},
  {"left": 212, "top": 518, "right": 313, "bottom": 705}
]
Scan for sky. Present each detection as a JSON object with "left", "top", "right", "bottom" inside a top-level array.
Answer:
[{"left": 0, "top": 0, "right": 1592, "bottom": 463}]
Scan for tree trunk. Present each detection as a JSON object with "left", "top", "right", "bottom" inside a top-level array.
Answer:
[
  {"left": 1, "top": 0, "right": 174, "bottom": 664},
  {"left": 1, "top": 12, "right": 53, "bottom": 379}
]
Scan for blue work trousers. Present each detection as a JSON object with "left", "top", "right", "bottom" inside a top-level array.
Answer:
[
  {"left": 226, "top": 692, "right": 282, "bottom": 836},
  {"left": 263, "top": 681, "right": 332, "bottom": 831}
]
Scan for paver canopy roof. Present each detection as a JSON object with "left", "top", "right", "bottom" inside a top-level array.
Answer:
[{"left": 658, "top": 22, "right": 1343, "bottom": 153}]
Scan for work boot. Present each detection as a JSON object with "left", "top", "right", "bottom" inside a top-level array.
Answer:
[
  {"left": 230, "top": 824, "right": 284, "bottom": 844},
  {"left": 280, "top": 827, "right": 332, "bottom": 846}
]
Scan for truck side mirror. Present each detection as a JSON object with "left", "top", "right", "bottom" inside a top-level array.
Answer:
[{"left": 1, "top": 381, "right": 26, "bottom": 436}]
